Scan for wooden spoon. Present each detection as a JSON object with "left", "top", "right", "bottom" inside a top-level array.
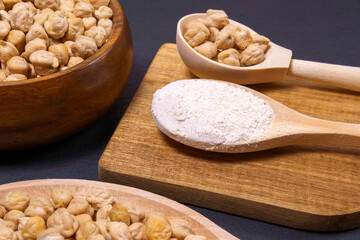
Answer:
[
  {"left": 152, "top": 79, "right": 360, "bottom": 153},
  {"left": 176, "top": 13, "right": 360, "bottom": 92},
  {"left": 0, "top": 179, "right": 239, "bottom": 240}
]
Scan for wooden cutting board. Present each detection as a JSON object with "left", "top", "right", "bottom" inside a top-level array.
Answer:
[{"left": 99, "top": 43, "right": 360, "bottom": 231}]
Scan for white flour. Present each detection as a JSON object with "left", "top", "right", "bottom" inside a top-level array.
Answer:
[{"left": 151, "top": 79, "right": 274, "bottom": 149}]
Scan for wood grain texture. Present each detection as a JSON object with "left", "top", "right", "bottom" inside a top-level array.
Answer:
[
  {"left": 288, "top": 59, "right": 360, "bottom": 92},
  {"left": 0, "top": 179, "right": 238, "bottom": 240},
  {"left": 0, "top": 0, "right": 133, "bottom": 150},
  {"left": 99, "top": 43, "right": 360, "bottom": 231}
]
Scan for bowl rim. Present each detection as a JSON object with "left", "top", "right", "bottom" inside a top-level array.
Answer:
[{"left": 0, "top": 0, "right": 125, "bottom": 87}]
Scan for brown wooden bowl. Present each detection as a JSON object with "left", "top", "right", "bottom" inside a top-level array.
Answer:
[
  {"left": 0, "top": 179, "right": 238, "bottom": 240},
  {"left": 0, "top": 0, "right": 133, "bottom": 150}
]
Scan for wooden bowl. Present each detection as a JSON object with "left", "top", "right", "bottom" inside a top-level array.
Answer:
[
  {"left": 0, "top": 0, "right": 133, "bottom": 150},
  {"left": 0, "top": 179, "right": 238, "bottom": 240}
]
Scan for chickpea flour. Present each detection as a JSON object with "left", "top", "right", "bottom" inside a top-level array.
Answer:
[{"left": 152, "top": 79, "right": 274, "bottom": 149}]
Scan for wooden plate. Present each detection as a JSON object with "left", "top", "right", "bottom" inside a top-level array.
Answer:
[{"left": 0, "top": 179, "right": 238, "bottom": 240}]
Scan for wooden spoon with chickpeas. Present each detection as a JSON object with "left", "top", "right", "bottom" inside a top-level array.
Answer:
[{"left": 176, "top": 10, "right": 360, "bottom": 92}]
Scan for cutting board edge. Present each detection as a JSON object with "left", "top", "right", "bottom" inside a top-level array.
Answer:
[{"left": 98, "top": 164, "right": 360, "bottom": 232}]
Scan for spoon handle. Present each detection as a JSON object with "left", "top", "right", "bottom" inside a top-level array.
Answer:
[
  {"left": 291, "top": 115, "right": 360, "bottom": 149},
  {"left": 287, "top": 59, "right": 360, "bottom": 92}
]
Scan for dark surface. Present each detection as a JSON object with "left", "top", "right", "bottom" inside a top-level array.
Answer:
[{"left": 0, "top": 0, "right": 359, "bottom": 239}]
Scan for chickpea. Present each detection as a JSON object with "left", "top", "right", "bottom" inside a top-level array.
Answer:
[
  {"left": 129, "top": 222, "right": 144, "bottom": 240},
  {"left": 15, "top": 230, "right": 25, "bottom": 240},
  {"left": 97, "top": 18, "right": 112, "bottom": 38},
  {"left": 47, "top": 208, "right": 79, "bottom": 238},
  {"left": 6, "top": 30, "right": 26, "bottom": 53},
  {"left": 217, "top": 48, "right": 241, "bottom": 67},
  {"left": 233, "top": 27, "right": 252, "bottom": 50},
  {"left": 0, "top": 218, "right": 16, "bottom": 230},
  {"left": 184, "top": 235, "right": 207, "bottom": 240},
  {"left": 18, "top": 217, "right": 31, "bottom": 230},
  {"left": 95, "top": 219, "right": 111, "bottom": 240},
  {"left": 1, "top": 191, "right": 29, "bottom": 212},
  {"left": 142, "top": 213, "right": 172, "bottom": 240},
  {"left": 36, "top": 228, "right": 64, "bottom": 240},
  {"left": 71, "top": 35, "right": 97, "bottom": 59},
  {"left": 84, "top": 26, "right": 106, "bottom": 47},
  {"left": 94, "top": 6, "right": 112, "bottom": 19},
  {"left": 194, "top": 41, "right": 217, "bottom": 59},
  {"left": 73, "top": 2, "right": 94, "bottom": 18},
  {"left": 82, "top": 17, "right": 96, "bottom": 31},
  {"left": 24, "top": 197, "right": 55, "bottom": 221},
  {"left": 87, "top": 189, "right": 114, "bottom": 211},
  {"left": 96, "top": 204, "right": 112, "bottom": 222},
  {"left": 0, "top": 10, "right": 10, "bottom": 23},
  {"left": 44, "top": 11, "right": 68, "bottom": 39},
  {"left": 6, "top": 56, "right": 29, "bottom": 76},
  {"left": 208, "top": 27, "right": 219, "bottom": 43},
  {"left": 4, "top": 73, "right": 27, "bottom": 81},
  {"left": 123, "top": 203, "right": 145, "bottom": 224},
  {"left": 34, "top": 0, "right": 60, "bottom": 11},
  {"left": 0, "top": 69, "right": 6, "bottom": 81},
  {"left": 206, "top": 9, "right": 229, "bottom": 29},
  {"left": 22, "top": 216, "right": 46, "bottom": 240},
  {"left": 187, "top": 17, "right": 212, "bottom": 29},
  {"left": 184, "top": 22, "right": 210, "bottom": 48},
  {"left": 25, "top": 2, "right": 38, "bottom": 18},
  {"left": 0, "top": 40, "right": 19, "bottom": 64},
  {"left": 251, "top": 34, "right": 270, "bottom": 52},
  {"left": 89, "top": 0, "right": 109, "bottom": 9},
  {"left": 26, "top": 24, "right": 49, "bottom": 46},
  {"left": 108, "top": 203, "right": 130, "bottom": 225},
  {"left": 34, "top": 8, "right": 54, "bottom": 26},
  {"left": 106, "top": 222, "right": 132, "bottom": 240},
  {"left": 75, "top": 214, "right": 92, "bottom": 226},
  {"left": 75, "top": 221, "right": 100, "bottom": 240},
  {"left": 4, "top": 209, "right": 26, "bottom": 227},
  {"left": 10, "top": 2, "right": 35, "bottom": 32},
  {"left": 50, "top": 188, "right": 73, "bottom": 209},
  {"left": 60, "top": 0, "right": 74, "bottom": 13},
  {"left": 67, "top": 197, "right": 92, "bottom": 216},
  {"left": 22, "top": 38, "right": 47, "bottom": 61},
  {"left": 29, "top": 50, "right": 59, "bottom": 76},
  {"left": 63, "top": 40, "right": 74, "bottom": 56},
  {"left": 169, "top": 218, "right": 192, "bottom": 240},
  {"left": 63, "top": 17, "right": 84, "bottom": 41},
  {"left": 0, "top": 21, "right": 10, "bottom": 40},
  {"left": 240, "top": 43, "right": 265, "bottom": 66},
  {"left": 215, "top": 28, "right": 235, "bottom": 50},
  {"left": 2, "top": 0, "right": 21, "bottom": 10},
  {"left": 0, "top": 224, "right": 17, "bottom": 240},
  {"left": 67, "top": 56, "right": 83, "bottom": 67}
]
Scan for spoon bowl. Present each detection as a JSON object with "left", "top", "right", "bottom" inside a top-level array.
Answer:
[
  {"left": 152, "top": 79, "right": 360, "bottom": 153},
  {"left": 176, "top": 14, "right": 360, "bottom": 91}
]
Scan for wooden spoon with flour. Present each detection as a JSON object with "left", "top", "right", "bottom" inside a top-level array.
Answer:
[{"left": 151, "top": 79, "right": 360, "bottom": 153}]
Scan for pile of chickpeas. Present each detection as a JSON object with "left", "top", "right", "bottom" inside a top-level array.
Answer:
[
  {"left": 0, "top": 0, "right": 113, "bottom": 82},
  {"left": 184, "top": 9, "right": 270, "bottom": 67},
  {"left": 0, "top": 188, "right": 207, "bottom": 240}
]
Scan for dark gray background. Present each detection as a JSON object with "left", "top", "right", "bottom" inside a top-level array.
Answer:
[{"left": 1, "top": 0, "right": 360, "bottom": 239}]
